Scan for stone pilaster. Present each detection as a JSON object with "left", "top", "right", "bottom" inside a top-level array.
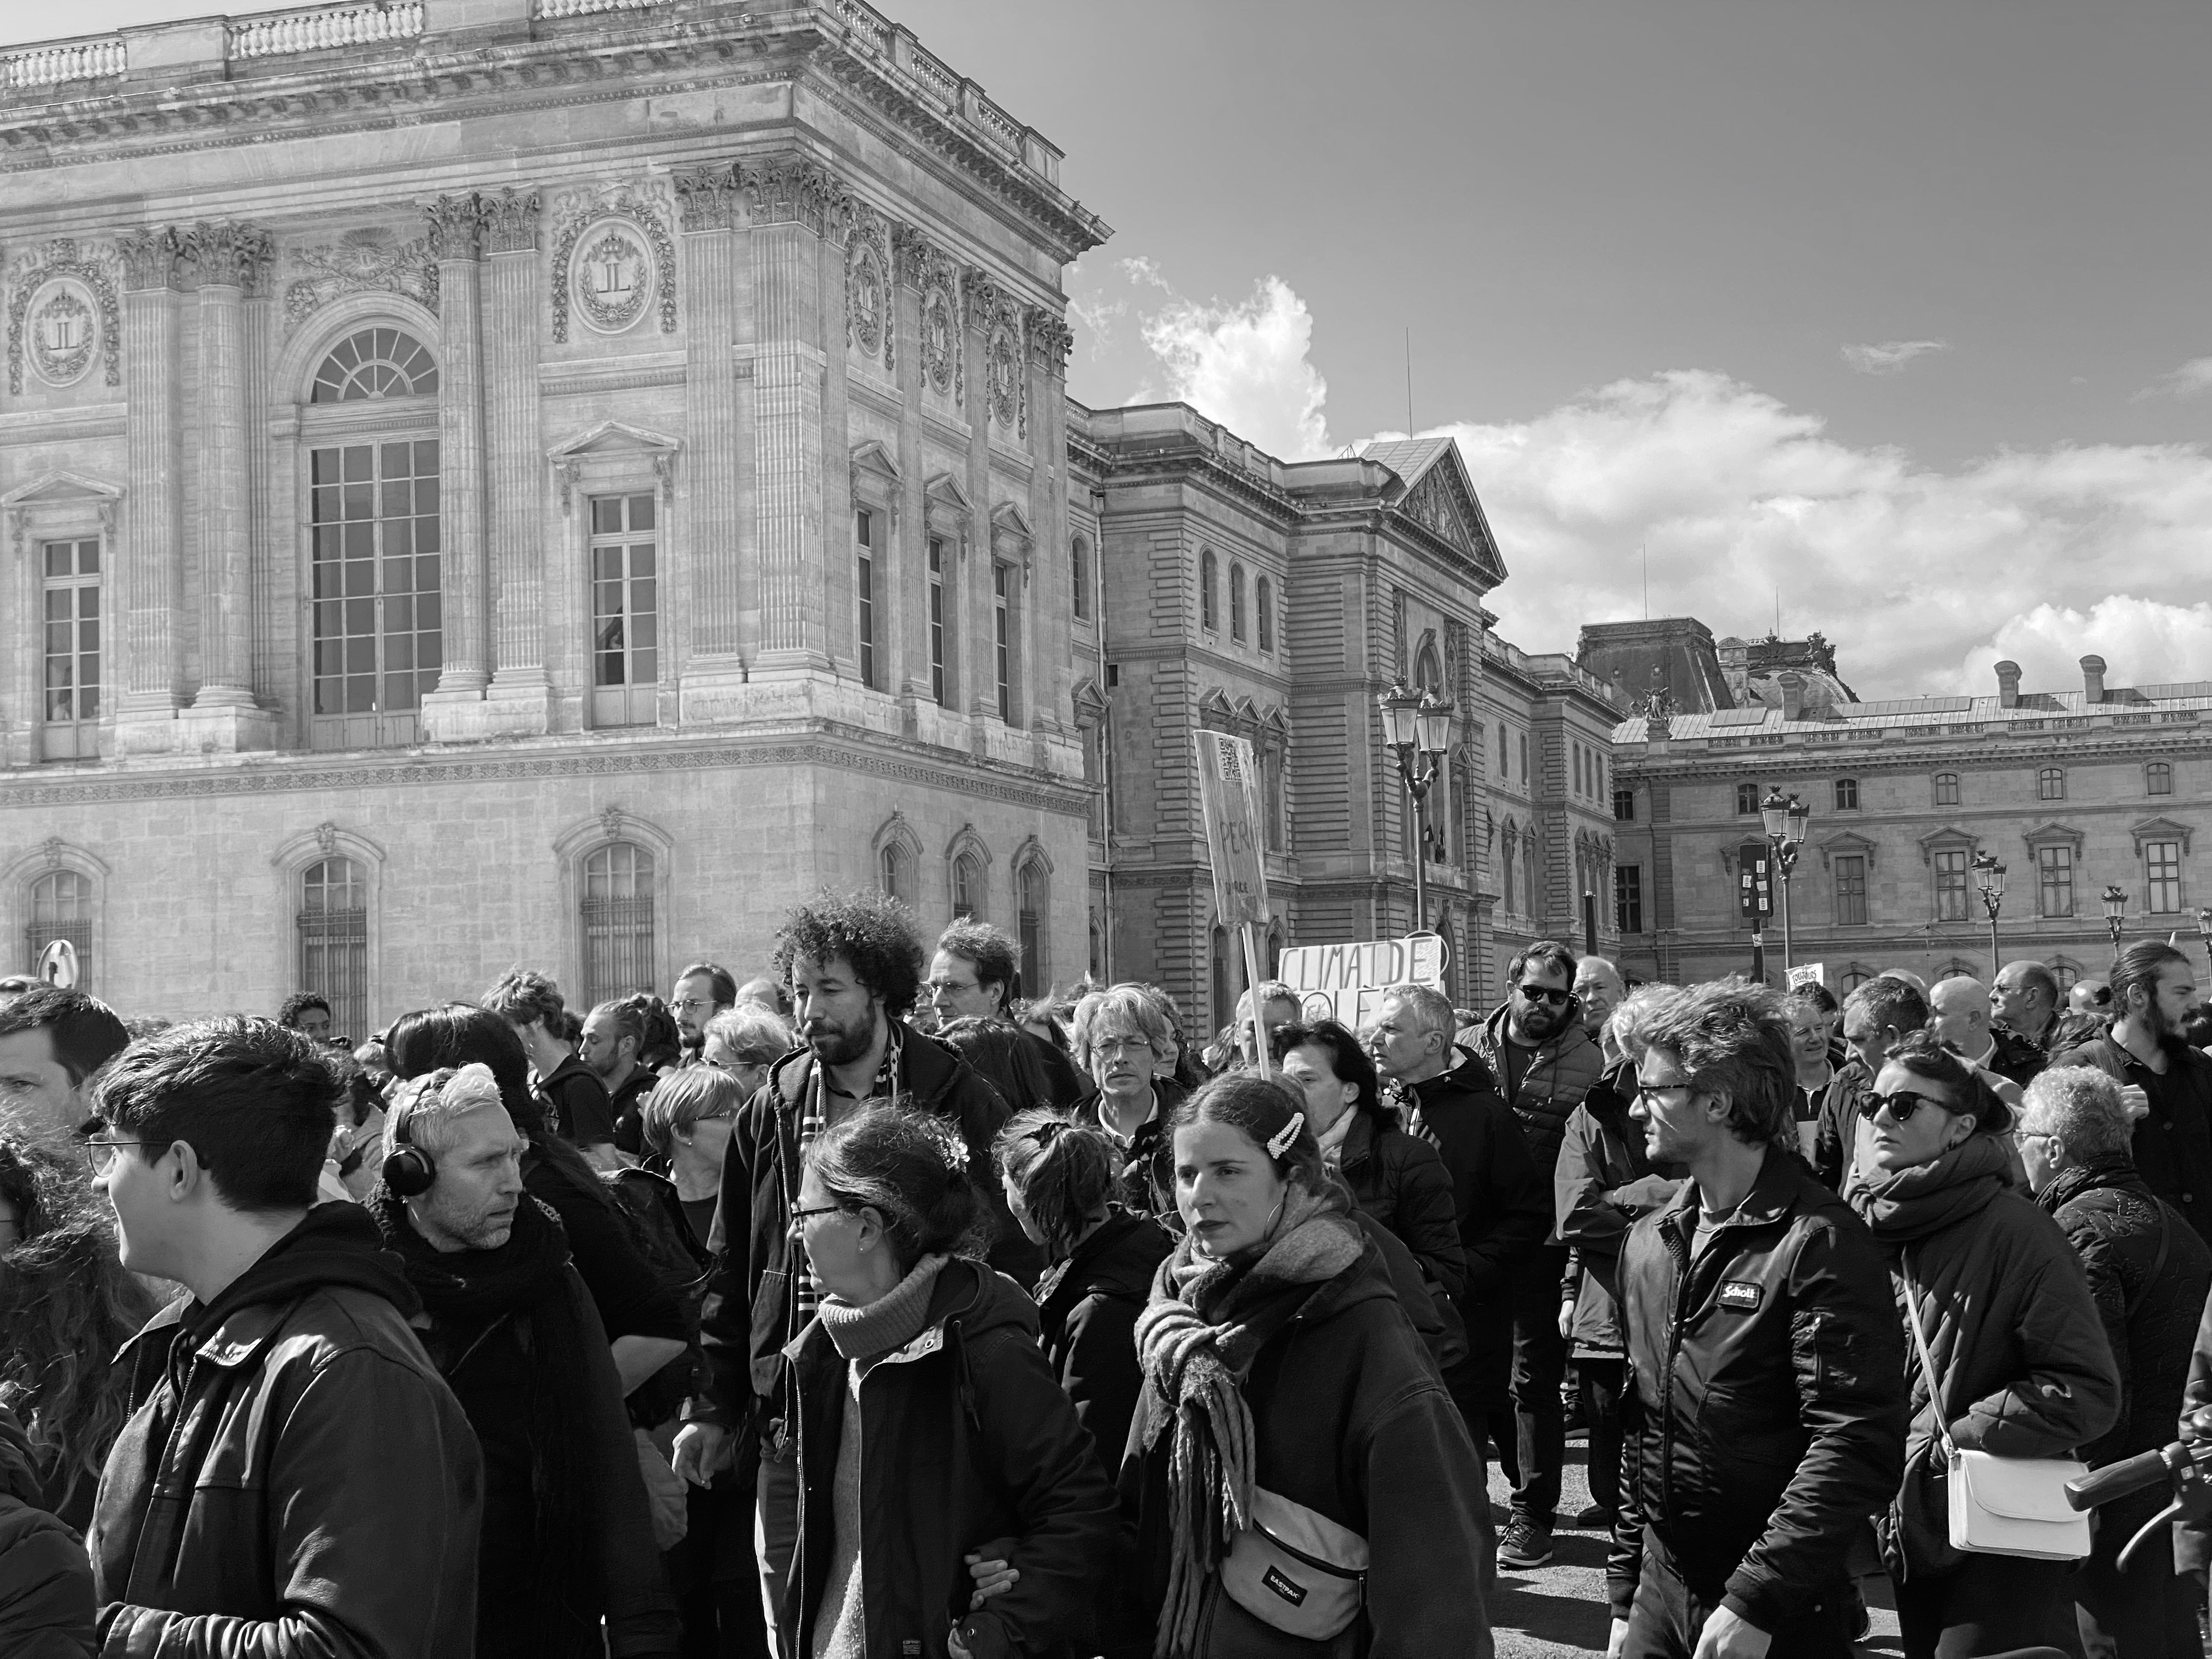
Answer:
[
  {"left": 113, "top": 227, "right": 185, "bottom": 750},
  {"left": 673, "top": 162, "right": 747, "bottom": 720},
  {"left": 179, "top": 222, "right": 279, "bottom": 750},
  {"left": 480, "top": 187, "right": 552, "bottom": 735},
  {"left": 420, "top": 194, "right": 490, "bottom": 741},
  {"left": 962, "top": 268, "right": 999, "bottom": 721},
  {"left": 891, "top": 224, "right": 931, "bottom": 708},
  {"left": 1028, "top": 307, "right": 1074, "bottom": 737}
]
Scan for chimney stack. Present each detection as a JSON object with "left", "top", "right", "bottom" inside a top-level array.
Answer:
[
  {"left": 2080, "top": 654, "right": 2107, "bottom": 704},
  {"left": 1778, "top": 670, "right": 1805, "bottom": 723},
  {"left": 1995, "top": 660, "right": 2021, "bottom": 709}
]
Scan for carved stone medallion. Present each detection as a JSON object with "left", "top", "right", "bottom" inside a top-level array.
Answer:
[
  {"left": 987, "top": 324, "right": 1019, "bottom": 428},
  {"left": 921, "top": 285, "right": 956, "bottom": 394},
  {"left": 572, "top": 219, "right": 654, "bottom": 335},
  {"left": 848, "top": 240, "right": 885, "bottom": 357},
  {"left": 7, "top": 240, "right": 122, "bottom": 395},
  {"left": 27, "top": 279, "right": 98, "bottom": 387}
]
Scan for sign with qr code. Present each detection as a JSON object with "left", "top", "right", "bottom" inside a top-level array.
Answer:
[{"left": 1196, "top": 729, "right": 1272, "bottom": 929}]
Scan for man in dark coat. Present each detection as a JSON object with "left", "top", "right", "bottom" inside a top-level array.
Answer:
[
  {"left": 1614, "top": 982, "right": 1908, "bottom": 1659},
  {"left": 2021, "top": 1064, "right": 2212, "bottom": 1657},
  {"left": 1810, "top": 975, "right": 1929, "bottom": 1192},
  {"left": 84, "top": 1017, "right": 482, "bottom": 1658}
]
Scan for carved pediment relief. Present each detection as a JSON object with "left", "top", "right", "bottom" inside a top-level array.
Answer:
[
  {"left": 2020, "top": 820, "right": 2086, "bottom": 855},
  {"left": 1813, "top": 830, "right": 1878, "bottom": 872},
  {"left": 545, "top": 420, "right": 680, "bottom": 514},
  {"left": 1, "top": 469, "right": 123, "bottom": 551},
  {"left": 850, "top": 438, "right": 901, "bottom": 504},
  {"left": 1916, "top": 823, "right": 1979, "bottom": 866},
  {"left": 2131, "top": 816, "right": 2194, "bottom": 857}
]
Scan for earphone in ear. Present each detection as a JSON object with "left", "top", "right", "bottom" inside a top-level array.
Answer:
[{"left": 380, "top": 1098, "right": 438, "bottom": 1198}]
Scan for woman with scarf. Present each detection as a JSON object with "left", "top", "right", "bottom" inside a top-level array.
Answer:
[
  {"left": 1119, "top": 1071, "right": 1492, "bottom": 1659},
  {"left": 1846, "top": 1030, "right": 2120, "bottom": 1659},
  {"left": 772, "top": 1105, "right": 1117, "bottom": 1659}
]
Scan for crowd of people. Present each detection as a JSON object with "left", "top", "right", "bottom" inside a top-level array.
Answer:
[{"left": 3, "top": 891, "right": 2212, "bottom": 1659}]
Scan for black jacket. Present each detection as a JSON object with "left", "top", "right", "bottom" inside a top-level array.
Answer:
[
  {"left": 1397, "top": 1050, "right": 1550, "bottom": 1305},
  {"left": 2051, "top": 1031, "right": 2212, "bottom": 1247},
  {"left": 540, "top": 1054, "right": 617, "bottom": 1150},
  {"left": 1809, "top": 1059, "right": 1871, "bottom": 1193},
  {"left": 1555, "top": 1062, "right": 1682, "bottom": 1355},
  {"left": 780, "top": 1259, "right": 1119, "bottom": 1659},
  {"left": 1032, "top": 1209, "right": 1175, "bottom": 1476},
  {"left": 1335, "top": 1109, "right": 1468, "bottom": 1302},
  {"left": 1985, "top": 1027, "right": 2047, "bottom": 1091},
  {"left": 694, "top": 1030, "right": 1020, "bottom": 1430},
  {"left": 88, "top": 1205, "right": 482, "bottom": 1658},
  {"left": 1617, "top": 1149, "right": 1908, "bottom": 1628},
  {"left": 0, "top": 1404, "right": 92, "bottom": 1659}
]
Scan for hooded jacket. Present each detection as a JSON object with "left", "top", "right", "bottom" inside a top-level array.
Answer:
[
  {"left": 1848, "top": 1133, "right": 2123, "bottom": 1581},
  {"left": 1118, "top": 1239, "right": 1494, "bottom": 1659},
  {"left": 0, "top": 1403, "right": 94, "bottom": 1659},
  {"left": 1033, "top": 1207, "right": 1176, "bottom": 1475},
  {"left": 1396, "top": 1048, "right": 1550, "bottom": 1305},
  {"left": 87, "top": 1204, "right": 482, "bottom": 1658},
  {"left": 779, "top": 1257, "right": 1120, "bottom": 1659},
  {"left": 1617, "top": 1147, "right": 1908, "bottom": 1629},
  {"left": 1469, "top": 1002, "right": 1606, "bottom": 1178},
  {"left": 693, "top": 1028, "right": 1023, "bottom": 1432}
]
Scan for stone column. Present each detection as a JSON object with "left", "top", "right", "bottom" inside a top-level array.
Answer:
[
  {"left": 1024, "top": 306, "right": 1071, "bottom": 738},
  {"left": 963, "top": 269, "right": 1001, "bottom": 722},
  {"left": 179, "top": 222, "right": 278, "bottom": 750},
  {"left": 114, "top": 227, "right": 185, "bottom": 751},
  {"left": 420, "top": 192, "right": 490, "bottom": 738},
  {"left": 891, "top": 225, "right": 930, "bottom": 708},
  {"left": 673, "top": 162, "right": 747, "bottom": 720},
  {"left": 480, "top": 187, "right": 551, "bottom": 735},
  {"left": 747, "top": 157, "right": 836, "bottom": 677}
]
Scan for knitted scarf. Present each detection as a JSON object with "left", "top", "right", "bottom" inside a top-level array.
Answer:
[
  {"left": 369, "top": 1188, "right": 603, "bottom": 1649},
  {"left": 816, "top": 1254, "right": 950, "bottom": 1363},
  {"left": 1133, "top": 1183, "right": 1366, "bottom": 1659},
  {"left": 1847, "top": 1132, "right": 2011, "bottom": 1246}
]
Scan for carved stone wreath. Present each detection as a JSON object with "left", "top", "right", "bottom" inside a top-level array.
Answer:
[
  {"left": 7, "top": 240, "right": 122, "bottom": 396},
  {"left": 987, "top": 324, "right": 1020, "bottom": 431},
  {"left": 549, "top": 190, "right": 676, "bottom": 345},
  {"left": 847, "top": 235, "right": 889, "bottom": 364},
  {"left": 572, "top": 222, "right": 653, "bottom": 335},
  {"left": 920, "top": 283, "right": 958, "bottom": 399}
]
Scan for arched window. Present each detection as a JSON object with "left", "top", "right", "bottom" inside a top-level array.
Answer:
[
  {"left": 1017, "top": 861, "right": 1048, "bottom": 990},
  {"left": 1199, "top": 548, "right": 1217, "bottom": 633},
  {"left": 1833, "top": 777, "right": 1859, "bottom": 810},
  {"left": 1071, "top": 534, "right": 1090, "bottom": 620},
  {"left": 1256, "top": 576, "right": 1274, "bottom": 652},
  {"left": 311, "top": 327, "right": 438, "bottom": 404},
  {"left": 1449, "top": 751, "right": 1470, "bottom": 864},
  {"left": 1498, "top": 723, "right": 1510, "bottom": 779},
  {"left": 878, "top": 840, "right": 914, "bottom": 909},
  {"left": 1500, "top": 830, "right": 1519, "bottom": 917},
  {"left": 2039, "top": 767, "right": 2066, "bottom": 801},
  {"left": 1229, "top": 563, "right": 1247, "bottom": 642},
  {"left": 952, "top": 852, "right": 985, "bottom": 920},
  {"left": 1934, "top": 771, "right": 1960, "bottom": 806},
  {"left": 26, "top": 869, "right": 93, "bottom": 988},
  {"left": 580, "top": 842, "right": 656, "bottom": 1006},
  {"left": 2049, "top": 958, "right": 2081, "bottom": 991},
  {"left": 2147, "top": 761, "right": 2174, "bottom": 796},
  {"left": 1843, "top": 963, "right": 1875, "bottom": 991},
  {"left": 298, "top": 857, "right": 369, "bottom": 1042}
]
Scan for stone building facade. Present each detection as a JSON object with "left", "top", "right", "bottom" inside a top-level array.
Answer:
[
  {"left": 0, "top": 0, "right": 1104, "bottom": 1034},
  {"left": 1592, "top": 619, "right": 2212, "bottom": 991}
]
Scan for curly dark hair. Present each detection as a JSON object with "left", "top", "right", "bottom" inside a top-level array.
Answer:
[
  {"left": 772, "top": 889, "right": 926, "bottom": 1019},
  {"left": 0, "top": 1131, "right": 158, "bottom": 1516},
  {"left": 483, "top": 970, "right": 565, "bottom": 1034},
  {"left": 276, "top": 991, "right": 332, "bottom": 1030}
]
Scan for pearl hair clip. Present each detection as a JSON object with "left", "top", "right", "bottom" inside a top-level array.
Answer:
[{"left": 1266, "top": 1111, "right": 1305, "bottom": 1159}]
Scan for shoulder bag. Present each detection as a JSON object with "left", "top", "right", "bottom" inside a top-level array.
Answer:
[
  {"left": 1221, "top": 1487, "right": 1370, "bottom": 1640},
  {"left": 1901, "top": 1251, "right": 2091, "bottom": 1560}
]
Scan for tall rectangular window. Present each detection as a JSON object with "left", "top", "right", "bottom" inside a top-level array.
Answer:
[
  {"left": 928, "top": 536, "right": 948, "bottom": 707},
  {"left": 2147, "top": 840, "right": 2183, "bottom": 913},
  {"left": 582, "top": 842, "right": 657, "bottom": 1006},
  {"left": 1614, "top": 865, "right": 1643, "bottom": 934},
  {"left": 589, "top": 493, "right": 657, "bottom": 727},
  {"left": 1933, "top": 849, "right": 1968, "bottom": 921},
  {"left": 2037, "top": 844, "right": 2075, "bottom": 918},
  {"left": 855, "top": 507, "right": 878, "bottom": 690},
  {"left": 41, "top": 538, "right": 100, "bottom": 761},
  {"left": 1834, "top": 855, "right": 1868, "bottom": 926},
  {"left": 298, "top": 857, "right": 369, "bottom": 1042},
  {"left": 993, "top": 563, "right": 1012, "bottom": 722},
  {"left": 310, "top": 441, "right": 441, "bottom": 748},
  {"left": 26, "top": 870, "right": 92, "bottom": 985}
]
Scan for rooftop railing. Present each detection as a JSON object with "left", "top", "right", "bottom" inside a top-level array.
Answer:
[
  {"left": 228, "top": 2, "right": 424, "bottom": 59},
  {"left": 1, "top": 36, "right": 126, "bottom": 88}
]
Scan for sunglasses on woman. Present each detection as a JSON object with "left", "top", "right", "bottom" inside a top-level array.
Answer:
[{"left": 1858, "top": 1088, "right": 1949, "bottom": 1124}]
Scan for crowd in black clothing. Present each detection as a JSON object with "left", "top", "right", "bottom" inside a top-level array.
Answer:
[{"left": 5, "top": 904, "right": 2212, "bottom": 1659}]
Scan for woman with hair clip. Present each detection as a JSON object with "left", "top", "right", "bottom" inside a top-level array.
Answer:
[
  {"left": 993, "top": 1109, "right": 1173, "bottom": 1474},
  {"left": 0, "top": 1131, "right": 156, "bottom": 1532},
  {"left": 1119, "top": 1072, "right": 1493, "bottom": 1659},
  {"left": 775, "top": 1105, "right": 1118, "bottom": 1659}
]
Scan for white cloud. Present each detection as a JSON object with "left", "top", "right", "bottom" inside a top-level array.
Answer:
[
  {"left": 1126, "top": 272, "right": 1333, "bottom": 462},
  {"left": 1841, "top": 338, "right": 1950, "bottom": 375},
  {"left": 2138, "top": 355, "right": 2212, "bottom": 400},
  {"left": 1963, "top": 596, "right": 2212, "bottom": 691}
]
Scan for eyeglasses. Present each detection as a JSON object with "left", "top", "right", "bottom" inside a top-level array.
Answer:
[
  {"left": 673, "top": 998, "right": 716, "bottom": 1014},
  {"left": 79, "top": 1137, "right": 150, "bottom": 1174},
  {"left": 1634, "top": 1081, "right": 1696, "bottom": 1106},
  {"left": 1859, "top": 1089, "right": 1949, "bottom": 1124},
  {"left": 1090, "top": 1035, "right": 1153, "bottom": 1058},
  {"left": 926, "top": 979, "right": 981, "bottom": 997},
  {"left": 790, "top": 1203, "right": 846, "bottom": 1227},
  {"left": 1516, "top": 983, "right": 1573, "bottom": 1006}
]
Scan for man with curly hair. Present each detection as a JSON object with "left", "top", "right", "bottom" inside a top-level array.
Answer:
[
  {"left": 275, "top": 992, "right": 334, "bottom": 1044},
  {"left": 674, "top": 889, "right": 1025, "bottom": 1633}
]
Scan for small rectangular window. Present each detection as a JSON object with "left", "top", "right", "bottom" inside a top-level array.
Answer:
[
  {"left": 2147, "top": 762, "right": 2174, "bottom": 796},
  {"left": 994, "top": 563, "right": 1012, "bottom": 723},
  {"left": 1834, "top": 855, "right": 1869, "bottom": 926},
  {"left": 2037, "top": 844, "right": 2075, "bottom": 918},
  {"left": 1933, "top": 849, "right": 1968, "bottom": 922},
  {"left": 927, "top": 536, "right": 948, "bottom": 708},
  {"left": 1071, "top": 535, "right": 1088, "bottom": 620},
  {"left": 855, "top": 507, "right": 877, "bottom": 690},
  {"left": 2147, "top": 840, "right": 2183, "bottom": 913},
  {"left": 1934, "top": 772, "right": 1960, "bottom": 806},
  {"left": 2039, "top": 767, "right": 2066, "bottom": 801},
  {"left": 1613, "top": 787, "right": 1636, "bottom": 822},
  {"left": 589, "top": 493, "right": 658, "bottom": 727},
  {"left": 1614, "top": 865, "right": 1643, "bottom": 934},
  {"left": 1834, "top": 777, "right": 1860, "bottom": 811},
  {"left": 1736, "top": 781, "right": 1759, "bottom": 815}
]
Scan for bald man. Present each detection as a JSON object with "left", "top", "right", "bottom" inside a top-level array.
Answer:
[
  {"left": 1572, "top": 957, "right": 1628, "bottom": 1065},
  {"left": 1927, "top": 976, "right": 2029, "bottom": 1113}
]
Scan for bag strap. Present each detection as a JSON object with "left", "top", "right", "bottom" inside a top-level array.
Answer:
[{"left": 1899, "top": 1251, "right": 1958, "bottom": 1463}]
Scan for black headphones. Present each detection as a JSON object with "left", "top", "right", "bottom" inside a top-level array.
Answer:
[{"left": 381, "top": 1090, "right": 438, "bottom": 1198}]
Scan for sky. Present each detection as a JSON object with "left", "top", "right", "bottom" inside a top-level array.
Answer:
[{"left": 32, "top": 0, "right": 2212, "bottom": 697}]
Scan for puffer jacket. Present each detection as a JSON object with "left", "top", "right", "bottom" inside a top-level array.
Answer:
[
  {"left": 2035, "top": 1159, "right": 2212, "bottom": 1467},
  {"left": 1032, "top": 1208, "right": 1175, "bottom": 1476},
  {"left": 1849, "top": 1133, "right": 2123, "bottom": 1581},
  {"left": 0, "top": 1403, "right": 93, "bottom": 1659},
  {"left": 779, "top": 1258, "right": 1119, "bottom": 1659},
  {"left": 1555, "top": 1060, "right": 1682, "bottom": 1355},
  {"left": 1616, "top": 1147, "right": 1908, "bottom": 1627},
  {"left": 1469, "top": 1002, "right": 1606, "bottom": 1178},
  {"left": 692, "top": 1029, "right": 1022, "bottom": 1431}
]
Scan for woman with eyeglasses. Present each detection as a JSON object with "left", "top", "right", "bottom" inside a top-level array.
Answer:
[
  {"left": 772, "top": 1105, "right": 1116, "bottom": 1658},
  {"left": 1846, "top": 1029, "right": 2120, "bottom": 1659},
  {"left": 0, "top": 1131, "right": 155, "bottom": 1532},
  {"left": 640, "top": 1065, "right": 747, "bottom": 1250}
]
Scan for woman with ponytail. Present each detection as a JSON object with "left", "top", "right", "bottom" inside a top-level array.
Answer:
[
  {"left": 994, "top": 1110, "right": 1173, "bottom": 1475},
  {"left": 774, "top": 1105, "right": 1116, "bottom": 1659},
  {"left": 1119, "top": 1072, "right": 1493, "bottom": 1659}
]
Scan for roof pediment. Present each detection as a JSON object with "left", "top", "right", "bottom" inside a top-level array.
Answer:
[
  {"left": 2131, "top": 816, "right": 2193, "bottom": 856},
  {"left": 1361, "top": 437, "right": 1508, "bottom": 587},
  {"left": 1916, "top": 823, "right": 1979, "bottom": 864},
  {"left": 545, "top": 419, "right": 679, "bottom": 462}
]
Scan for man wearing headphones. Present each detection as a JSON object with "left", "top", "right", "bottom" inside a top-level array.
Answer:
[{"left": 368, "top": 1064, "right": 680, "bottom": 1659}]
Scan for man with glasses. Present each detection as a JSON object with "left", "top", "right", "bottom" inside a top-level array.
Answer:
[
  {"left": 1612, "top": 982, "right": 1906, "bottom": 1659},
  {"left": 670, "top": 962, "right": 738, "bottom": 1063},
  {"left": 928, "top": 919, "right": 1088, "bottom": 1104},
  {"left": 1467, "top": 940, "right": 1605, "bottom": 1570},
  {"left": 0, "top": 986, "right": 128, "bottom": 1141},
  {"left": 83, "top": 1016, "right": 482, "bottom": 1655},
  {"left": 1068, "top": 983, "right": 1188, "bottom": 1222}
]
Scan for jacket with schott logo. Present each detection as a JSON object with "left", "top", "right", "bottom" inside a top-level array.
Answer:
[{"left": 1614, "top": 1146, "right": 1909, "bottom": 1631}]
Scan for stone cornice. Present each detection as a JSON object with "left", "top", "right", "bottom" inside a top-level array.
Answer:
[{"left": 1618, "top": 725, "right": 2210, "bottom": 783}]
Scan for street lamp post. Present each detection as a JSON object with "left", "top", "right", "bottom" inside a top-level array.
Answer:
[
  {"left": 2103, "top": 885, "right": 2129, "bottom": 954},
  {"left": 2197, "top": 906, "right": 2212, "bottom": 972},
  {"left": 1972, "top": 850, "right": 2007, "bottom": 980},
  {"left": 1378, "top": 679, "right": 1454, "bottom": 935},
  {"left": 1759, "top": 789, "right": 1812, "bottom": 973}
]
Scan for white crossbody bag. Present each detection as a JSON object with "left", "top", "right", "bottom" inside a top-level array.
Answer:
[{"left": 1901, "top": 1253, "right": 2091, "bottom": 1561}]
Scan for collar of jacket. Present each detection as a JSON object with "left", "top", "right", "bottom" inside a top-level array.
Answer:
[
  {"left": 1655, "top": 1144, "right": 1802, "bottom": 1247},
  {"left": 2035, "top": 1157, "right": 2151, "bottom": 1215},
  {"left": 768, "top": 1024, "right": 966, "bottom": 1119},
  {"left": 1477, "top": 1001, "right": 1596, "bottom": 1069},
  {"left": 1336, "top": 1109, "right": 1378, "bottom": 1171}
]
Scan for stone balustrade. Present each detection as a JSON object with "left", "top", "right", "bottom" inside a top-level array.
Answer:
[
  {"left": 1, "top": 37, "right": 126, "bottom": 87},
  {"left": 537, "top": 0, "right": 659, "bottom": 18},
  {"left": 227, "top": 2, "right": 424, "bottom": 58}
]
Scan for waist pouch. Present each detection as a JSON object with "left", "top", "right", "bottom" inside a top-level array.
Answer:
[{"left": 1221, "top": 1487, "right": 1369, "bottom": 1640}]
